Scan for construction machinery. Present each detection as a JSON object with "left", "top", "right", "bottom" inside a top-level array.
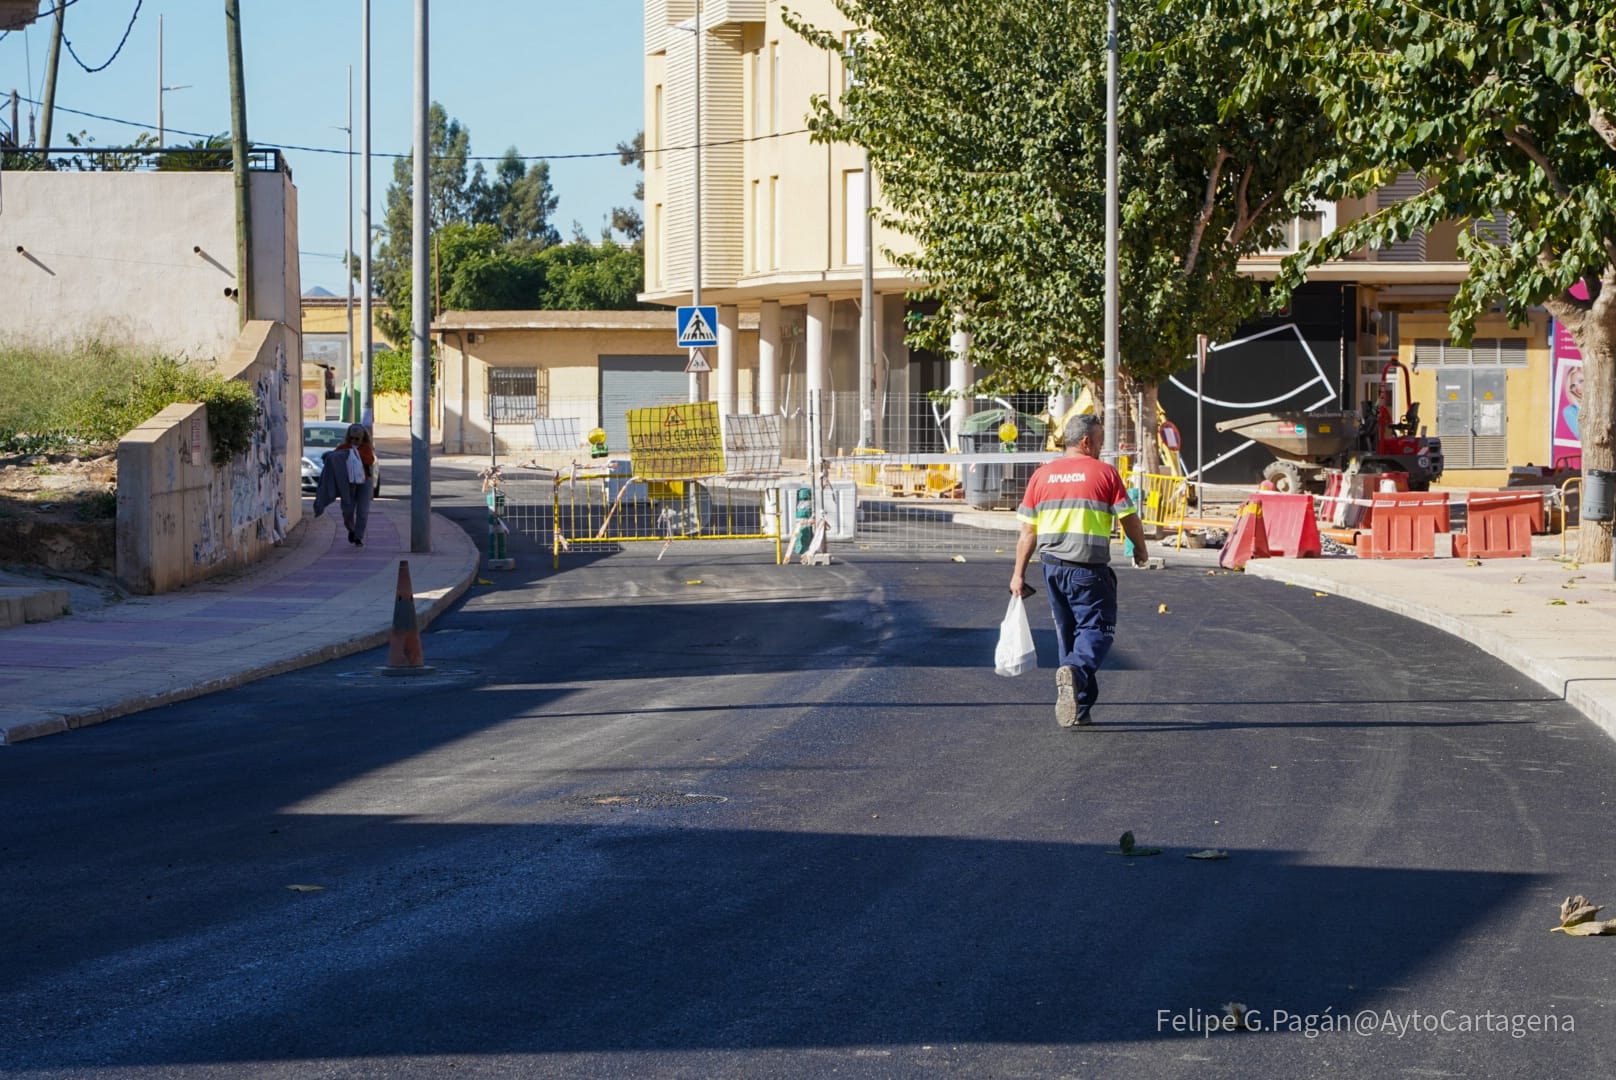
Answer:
[{"left": 1215, "top": 360, "right": 1444, "bottom": 492}]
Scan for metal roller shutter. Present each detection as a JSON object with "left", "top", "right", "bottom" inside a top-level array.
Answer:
[{"left": 599, "top": 355, "right": 689, "bottom": 453}]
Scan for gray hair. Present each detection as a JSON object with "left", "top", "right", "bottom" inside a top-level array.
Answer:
[{"left": 1063, "top": 413, "right": 1103, "bottom": 447}]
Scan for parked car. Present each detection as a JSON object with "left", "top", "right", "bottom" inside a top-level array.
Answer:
[{"left": 301, "top": 421, "right": 381, "bottom": 498}]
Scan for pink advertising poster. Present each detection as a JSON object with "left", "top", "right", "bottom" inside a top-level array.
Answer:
[{"left": 1550, "top": 282, "right": 1588, "bottom": 469}]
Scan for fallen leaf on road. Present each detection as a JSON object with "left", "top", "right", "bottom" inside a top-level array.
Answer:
[
  {"left": 1551, "top": 920, "right": 1616, "bottom": 936},
  {"left": 1223, "top": 1002, "right": 1254, "bottom": 1030},
  {"left": 1549, "top": 599, "right": 1568, "bottom": 606},
  {"left": 1314, "top": 592, "right": 1329, "bottom": 598},
  {"left": 685, "top": 580, "right": 703, "bottom": 585},
  {"left": 1500, "top": 609, "right": 1514, "bottom": 614},
  {"left": 476, "top": 578, "right": 494, "bottom": 585},
  {"left": 1551, "top": 895, "right": 1616, "bottom": 936},
  {"left": 1158, "top": 603, "right": 1170, "bottom": 614},
  {"left": 1187, "top": 849, "right": 1230, "bottom": 860},
  {"left": 286, "top": 884, "right": 325, "bottom": 893},
  {"left": 1559, "top": 895, "right": 1603, "bottom": 926},
  {"left": 1511, "top": 575, "right": 1524, "bottom": 584},
  {"left": 1466, "top": 559, "right": 1482, "bottom": 566},
  {"left": 951, "top": 555, "right": 967, "bottom": 563},
  {"left": 1577, "top": 600, "right": 1590, "bottom": 605}
]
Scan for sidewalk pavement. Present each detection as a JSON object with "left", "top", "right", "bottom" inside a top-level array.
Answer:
[{"left": 0, "top": 501, "right": 479, "bottom": 745}]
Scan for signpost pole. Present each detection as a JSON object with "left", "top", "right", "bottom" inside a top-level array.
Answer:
[{"left": 1196, "top": 333, "right": 1208, "bottom": 500}]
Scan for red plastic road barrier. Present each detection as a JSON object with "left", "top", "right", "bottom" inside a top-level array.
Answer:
[
  {"left": 1454, "top": 491, "right": 1544, "bottom": 559},
  {"left": 1365, "top": 491, "right": 1451, "bottom": 559},
  {"left": 1219, "top": 501, "right": 1273, "bottom": 570},
  {"left": 1252, "top": 492, "right": 1323, "bottom": 558}
]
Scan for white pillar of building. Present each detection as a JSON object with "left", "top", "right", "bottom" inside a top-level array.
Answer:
[
  {"left": 806, "top": 294, "right": 830, "bottom": 458},
  {"left": 871, "top": 294, "right": 886, "bottom": 448},
  {"left": 758, "top": 300, "right": 780, "bottom": 417},
  {"left": 949, "top": 326, "right": 972, "bottom": 450},
  {"left": 716, "top": 304, "right": 739, "bottom": 418}
]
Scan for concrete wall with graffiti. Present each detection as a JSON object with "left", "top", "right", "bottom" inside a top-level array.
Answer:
[{"left": 116, "top": 321, "right": 303, "bottom": 595}]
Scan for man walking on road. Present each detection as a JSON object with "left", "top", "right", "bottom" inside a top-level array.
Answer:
[{"left": 1010, "top": 414, "right": 1149, "bottom": 727}]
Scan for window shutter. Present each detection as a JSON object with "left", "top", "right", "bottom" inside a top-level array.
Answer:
[{"left": 1376, "top": 173, "right": 1428, "bottom": 262}]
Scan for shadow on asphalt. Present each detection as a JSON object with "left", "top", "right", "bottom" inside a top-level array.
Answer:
[{"left": 0, "top": 816, "right": 1542, "bottom": 1063}]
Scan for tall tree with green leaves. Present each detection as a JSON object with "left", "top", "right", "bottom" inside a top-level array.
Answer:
[
  {"left": 468, "top": 147, "right": 562, "bottom": 251},
  {"left": 374, "top": 102, "right": 476, "bottom": 339},
  {"left": 611, "top": 131, "right": 646, "bottom": 246},
  {"left": 790, "top": 1, "right": 1333, "bottom": 407},
  {"left": 1215, "top": 0, "right": 1616, "bottom": 560}
]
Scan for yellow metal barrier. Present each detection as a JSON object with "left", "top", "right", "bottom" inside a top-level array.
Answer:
[
  {"left": 551, "top": 470, "right": 784, "bottom": 568},
  {"left": 1127, "top": 470, "right": 1191, "bottom": 547},
  {"left": 1561, "top": 476, "right": 1582, "bottom": 558}
]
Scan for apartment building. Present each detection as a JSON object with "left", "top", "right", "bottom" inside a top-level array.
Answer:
[
  {"left": 643, "top": 0, "right": 944, "bottom": 455},
  {"left": 643, "top": 1, "right": 1559, "bottom": 484}
]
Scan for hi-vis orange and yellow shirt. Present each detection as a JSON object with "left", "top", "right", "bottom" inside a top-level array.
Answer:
[{"left": 1016, "top": 456, "right": 1135, "bottom": 565}]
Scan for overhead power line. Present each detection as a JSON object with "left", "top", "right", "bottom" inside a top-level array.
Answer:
[
  {"left": 65, "top": 0, "right": 143, "bottom": 74},
  {"left": 17, "top": 95, "right": 810, "bottom": 161}
]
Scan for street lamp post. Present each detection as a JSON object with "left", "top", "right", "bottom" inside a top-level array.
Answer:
[
  {"left": 341, "top": 65, "right": 354, "bottom": 422},
  {"left": 1102, "top": 0, "right": 1120, "bottom": 465},
  {"left": 157, "top": 14, "right": 191, "bottom": 149},
  {"left": 409, "top": 0, "right": 431, "bottom": 552},
  {"left": 688, "top": 3, "right": 705, "bottom": 403},
  {"left": 360, "top": 0, "right": 374, "bottom": 430}
]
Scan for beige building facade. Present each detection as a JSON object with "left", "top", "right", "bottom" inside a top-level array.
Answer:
[
  {"left": 642, "top": 1, "right": 1553, "bottom": 485},
  {"left": 643, "top": 0, "right": 942, "bottom": 454},
  {"left": 434, "top": 310, "right": 759, "bottom": 456}
]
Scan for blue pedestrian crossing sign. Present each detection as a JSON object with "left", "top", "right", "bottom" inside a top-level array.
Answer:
[{"left": 676, "top": 305, "right": 719, "bottom": 348}]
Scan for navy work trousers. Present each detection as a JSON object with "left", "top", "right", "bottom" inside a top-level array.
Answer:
[{"left": 1041, "top": 560, "right": 1117, "bottom": 711}]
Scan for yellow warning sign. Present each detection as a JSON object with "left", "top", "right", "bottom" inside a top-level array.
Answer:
[{"left": 626, "top": 401, "right": 725, "bottom": 478}]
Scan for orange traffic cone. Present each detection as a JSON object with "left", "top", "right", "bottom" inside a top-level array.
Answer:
[
  {"left": 1219, "top": 501, "right": 1273, "bottom": 570},
  {"left": 382, "top": 560, "right": 436, "bottom": 676}
]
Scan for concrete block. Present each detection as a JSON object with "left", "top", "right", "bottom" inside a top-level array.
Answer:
[
  {"left": 0, "top": 590, "right": 22, "bottom": 627},
  {"left": 0, "top": 585, "right": 70, "bottom": 626},
  {"left": 1432, "top": 532, "right": 1455, "bottom": 559}
]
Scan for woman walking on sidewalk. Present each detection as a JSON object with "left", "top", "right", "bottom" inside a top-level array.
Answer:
[{"left": 312, "top": 423, "right": 376, "bottom": 547}]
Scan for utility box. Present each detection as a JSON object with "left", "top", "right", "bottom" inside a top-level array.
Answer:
[
  {"left": 960, "top": 409, "right": 1046, "bottom": 509},
  {"left": 781, "top": 481, "right": 857, "bottom": 541},
  {"left": 1584, "top": 469, "right": 1614, "bottom": 523},
  {"left": 300, "top": 364, "right": 326, "bottom": 420},
  {"left": 602, "top": 459, "right": 648, "bottom": 504}
]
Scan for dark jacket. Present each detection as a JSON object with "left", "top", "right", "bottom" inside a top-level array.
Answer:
[{"left": 312, "top": 448, "right": 356, "bottom": 517}]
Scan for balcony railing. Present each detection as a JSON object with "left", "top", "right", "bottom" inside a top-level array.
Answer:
[{"left": 0, "top": 145, "right": 290, "bottom": 175}]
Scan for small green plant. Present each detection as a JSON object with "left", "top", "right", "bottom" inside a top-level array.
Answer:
[
  {"left": 74, "top": 358, "right": 259, "bottom": 465},
  {"left": 372, "top": 348, "right": 419, "bottom": 396},
  {"left": 0, "top": 429, "right": 75, "bottom": 456},
  {"left": 31, "top": 460, "right": 52, "bottom": 475}
]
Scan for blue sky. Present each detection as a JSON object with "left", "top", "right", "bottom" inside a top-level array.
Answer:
[{"left": 1, "top": 0, "right": 646, "bottom": 293}]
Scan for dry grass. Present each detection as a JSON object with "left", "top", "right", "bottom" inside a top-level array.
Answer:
[{"left": 0, "top": 338, "right": 158, "bottom": 450}]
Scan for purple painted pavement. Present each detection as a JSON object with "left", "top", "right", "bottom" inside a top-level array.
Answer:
[{"left": 0, "top": 640, "right": 162, "bottom": 669}]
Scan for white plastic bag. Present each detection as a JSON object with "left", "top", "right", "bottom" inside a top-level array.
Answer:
[
  {"left": 994, "top": 595, "right": 1036, "bottom": 677},
  {"left": 345, "top": 448, "right": 366, "bottom": 487}
]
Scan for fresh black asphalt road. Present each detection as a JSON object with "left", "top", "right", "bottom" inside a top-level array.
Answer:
[{"left": 2, "top": 465, "right": 1613, "bottom": 1078}]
